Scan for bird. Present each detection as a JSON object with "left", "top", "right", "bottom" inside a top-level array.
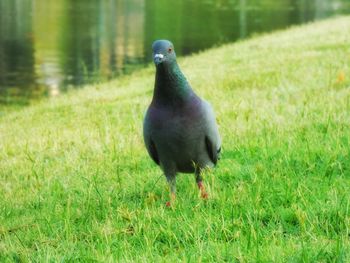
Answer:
[{"left": 143, "top": 40, "right": 221, "bottom": 206}]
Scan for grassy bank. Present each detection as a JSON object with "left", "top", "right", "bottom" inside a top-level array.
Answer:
[{"left": 1, "top": 16, "right": 350, "bottom": 261}]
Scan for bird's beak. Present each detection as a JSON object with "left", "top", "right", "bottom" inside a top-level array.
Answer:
[{"left": 154, "top": 53, "right": 164, "bottom": 65}]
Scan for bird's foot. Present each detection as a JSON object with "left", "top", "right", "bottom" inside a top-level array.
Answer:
[
  {"left": 165, "top": 193, "right": 176, "bottom": 207},
  {"left": 201, "top": 191, "right": 208, "bottom": 199},
  {"left": 197, "top": 181, "right": 208, "bottom": 199}
]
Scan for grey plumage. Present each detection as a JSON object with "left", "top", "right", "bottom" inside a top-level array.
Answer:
[{"left": 143, "top": 40, "right": 221, "bottom": 204}]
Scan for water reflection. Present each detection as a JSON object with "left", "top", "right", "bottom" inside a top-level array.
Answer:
[
  {"left": 0, "top": 0, "right": 41, "bottom": 104},
  {"left": 0, "top": 0, "right": 349, "bottom": 105}
]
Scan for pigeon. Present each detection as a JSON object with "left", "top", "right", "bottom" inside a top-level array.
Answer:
[{"left": 143, "top": 40, "right": 221, "bottom": 206}]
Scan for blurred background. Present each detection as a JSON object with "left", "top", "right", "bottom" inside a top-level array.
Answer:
[{"left": 0, "top": 0, "right": 349, "bottom": 105}]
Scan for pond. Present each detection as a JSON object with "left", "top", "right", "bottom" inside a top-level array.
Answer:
[{"left": 0, "top": 0, "right": 349, "bottom": 105}]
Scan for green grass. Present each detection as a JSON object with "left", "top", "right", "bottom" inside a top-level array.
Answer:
[{"left": 1, "top": 16, "right": 350, "bottom": 262}]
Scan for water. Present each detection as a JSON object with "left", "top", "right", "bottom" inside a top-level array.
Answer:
[{"left": 0, "top": 0, "right": 349, "bottom": 105}]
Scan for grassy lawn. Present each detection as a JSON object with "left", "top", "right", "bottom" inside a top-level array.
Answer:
[{"left": 1, "top": 16, "right": 350, "bottom": 262}]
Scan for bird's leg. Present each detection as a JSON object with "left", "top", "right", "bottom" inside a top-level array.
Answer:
[
  {"left": 165, "top": 175, "right": 176, "bottom": 207},
  {"left": 195, "top": 168, "right": 208, "bottom": 199}
]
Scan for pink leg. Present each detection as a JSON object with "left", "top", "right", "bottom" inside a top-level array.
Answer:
[
  {"left": 166, "top": 192, "right": 176, "bottom": 207},
  {"left": 197, "top": 181, "right": 208, "bottom": 199}
]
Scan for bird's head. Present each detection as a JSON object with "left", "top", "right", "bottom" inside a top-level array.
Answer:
[{"left": 152, "top": 40, "right": 176, "bottom": 67}]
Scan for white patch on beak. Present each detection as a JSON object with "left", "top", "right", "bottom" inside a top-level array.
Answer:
[{"left": 154, "top": 53, "right": 164, "bottom": 59}]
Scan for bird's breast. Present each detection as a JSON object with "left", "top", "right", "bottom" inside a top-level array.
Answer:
[{"left": 149, "top": 103, "right": 205, "bottom": 154}]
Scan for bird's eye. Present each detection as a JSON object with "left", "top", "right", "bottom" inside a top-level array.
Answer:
[{"left": 168, "top": 47, "right": 172, "bottom": 53}]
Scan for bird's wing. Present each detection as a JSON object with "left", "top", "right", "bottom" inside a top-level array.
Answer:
[
  {"left": 143, "top": 111, "right": 160, "bottom": 166},
  {"left": 145, "top": 137, "right": 160, "bottom": 165},
  {"left": 203, "top": 101, "right": 221, "bottom": 165}
]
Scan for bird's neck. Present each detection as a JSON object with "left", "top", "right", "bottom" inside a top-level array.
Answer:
[{"left": 153, "top": 62, "right": 193, "bottom": 106}]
